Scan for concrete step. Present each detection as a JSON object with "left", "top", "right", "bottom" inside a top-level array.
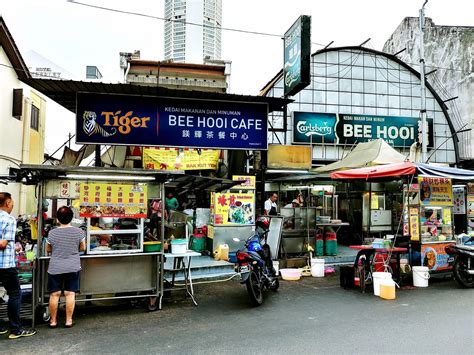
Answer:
[{"left": 164, "top": 255, "right": 236, "bottom": 281}]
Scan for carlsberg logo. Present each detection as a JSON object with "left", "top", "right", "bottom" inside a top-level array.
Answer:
[{"left": 296, "top": 120, "right": 333, "bottom": 137}]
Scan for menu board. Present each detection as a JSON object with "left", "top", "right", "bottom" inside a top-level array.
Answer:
[
  {"left": 79, "top": 183, "right": 147, "bottom": 218},
  {"left": 213, "top": 193, "right": 255, "bottom": 225},
  {"left": 418, "top": 177, "right": 453, "bottom": 206}
]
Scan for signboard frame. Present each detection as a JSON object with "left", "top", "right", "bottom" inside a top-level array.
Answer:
[
  {"left": 76, "top": 92, "right": 269, "bottom": 150},
  {"left": 283, "top": 15, "right": 311, "bottom": 97}
]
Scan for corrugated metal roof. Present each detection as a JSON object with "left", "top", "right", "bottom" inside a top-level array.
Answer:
[{"left": 20, "top": 78, "right": 291, "bottom": 113}]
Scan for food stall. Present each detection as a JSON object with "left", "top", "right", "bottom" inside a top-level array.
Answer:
[
  {"left": 9, "top": 165, "right": 193, "bottom": 325},
  {"left": 208, "top": 176, "right": 257, "bottom": 253},
  {"left": 407, "top": 177, "right": 456, "bottom": 272},
  {"left": 331, "top": 162, "right": 474, "bottom": 273}
]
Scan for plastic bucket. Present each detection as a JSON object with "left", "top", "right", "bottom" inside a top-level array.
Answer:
[
  {"left": 273, "top": 260, "right": 280, "bottom": 275},
  {"left": 412, "top": 266, "right": 430, "bottom": 287},
  {"left": 171, "top": 239, "right": 187, "bottom": 254},
  {"left": 311, "top": 258, "right": 325, "bottom": 277},
  {"left": 372, "top": 272, "right": 392, "bottom": 296},
  {"left": 380, "top": 279, "right": 396, "bottom": 300}
]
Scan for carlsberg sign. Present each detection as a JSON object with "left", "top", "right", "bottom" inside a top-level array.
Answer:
[{"left": 292, "top": 112, "right": 433, "bottom": 147}]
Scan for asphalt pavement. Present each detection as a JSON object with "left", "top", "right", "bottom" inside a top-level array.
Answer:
[{"left": 1, "top": 275, "right": 473, "bottom": 354}]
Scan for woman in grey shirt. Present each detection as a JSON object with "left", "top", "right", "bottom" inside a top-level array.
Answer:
[{"left": 46, "top": 206, "right": 85, "bottom": 328}]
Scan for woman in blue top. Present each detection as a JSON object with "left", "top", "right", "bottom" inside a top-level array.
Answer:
[{"left": 46, "top": 206, "right": 85, "bottom": 328}]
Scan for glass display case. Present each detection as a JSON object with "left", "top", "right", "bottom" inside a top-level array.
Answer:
[
  {"left": 86, "top": 217, "right": 144, "bottom": 254},
  {"left": 419, "top": 206, "right": 453, "bottom": 243}
]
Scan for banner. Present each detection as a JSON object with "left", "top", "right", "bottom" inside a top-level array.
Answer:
[
  {"left": 231, "top": 175, "right": 256, "bottom": 190},
  {"left": 418, "top": 177, "right": 453, "bottom": 206},
  {"left": 213, "top": 193, "right": 254, "bottom": 225},
  {"left": 409, "top": 207, "right": 420, "bottom": 241},
  {"left": 143, "top": 148, "right": 219, "bottom": 171},
  {"left": 293, "top": 112, "right": 433, "bottom": 147},
  {"left": 79, "top": 183, "right": 147, "bottom": 218},
  {"left": 76, "top": 93, "right": 268, "bottom": 150},
  {"left": 421, "top": 243, "right": 453, "bottom": 271}
]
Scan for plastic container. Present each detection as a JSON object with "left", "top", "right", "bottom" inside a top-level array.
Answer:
[
  {"left": 190, "top": 234, "right": 206, "bottom": 252},
  {"left": 213, "top": 244, "right": 229, "bottom": 261},
  {"left": 171, "top": 239, "right": 187, "bottom": 254},
  {"left": 412, "top": 266, "right": 430, "bottom": 287},
  {"left": 372, "top": 272, "right": 392, "bottom": 296},
  {"left": 311, "top": 258, "right": 325, "bottom": 277},
  {"left": 143, "top": 241, "right": 162, "bottom": 252},
  {"left": 379, "top": 278, "right": 396, "bottom": 300},
  {"left": 280, "top": 268, "right": 301, "bottom": 281}
]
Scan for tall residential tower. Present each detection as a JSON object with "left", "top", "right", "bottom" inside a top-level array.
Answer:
[{"left": 164, "top": 0, "right": 222, "bottom": 63}]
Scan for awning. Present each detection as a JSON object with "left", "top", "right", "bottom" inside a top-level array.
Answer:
[
  {"left": 330, "top": 162, "right": 474, "bottom": 181},
  {"left": 312, "top": 139, "right": 407, "bottom": 174},
  {"left": 19, "top": 78, "right": 292, "bottom": 114},
  {"left": 330, "top": 162, "right": 416, "bottom": 180}
]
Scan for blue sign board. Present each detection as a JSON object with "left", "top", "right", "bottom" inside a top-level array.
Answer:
[
  {"left": 76, "top": 93, "right": 268, "bottom": 150},
  {"left": 293, "top": 112, "right": 433, "bottom": 147}
]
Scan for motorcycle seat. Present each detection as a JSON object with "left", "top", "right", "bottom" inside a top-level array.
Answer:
[{"left": 456, "top": 244, "right": 474, "bottom": 252}]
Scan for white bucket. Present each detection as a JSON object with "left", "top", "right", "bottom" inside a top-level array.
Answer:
[
  {"left": 412, "top": 266, "right": 430, "bottom": 287},
  {"left": 273, "top": 260, "right": 280, "bottom": 275},
  {"left": 311, "top": 258, "right": 325, "bottom": 277},
  {"left": 373, "top": 272, "right": 393, "bottom": 296}
]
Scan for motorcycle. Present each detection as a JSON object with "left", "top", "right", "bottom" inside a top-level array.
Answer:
[
  {"left": 445, "top": 238, "right": 474, "bottom": 288},
  {"left": 234, "top": 217, "right": 279, "bottom": 306}
]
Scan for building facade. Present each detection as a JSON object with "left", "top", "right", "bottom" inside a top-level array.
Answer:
[
  {"left": 383, "top": 17, "right": 474, "bottom": 164},
  {"left": 0, "top": 17, "right": 46, "bottom": 215},
  {"left": 261, "top": 46, "right": 458, "bottom": 165},
  {"left": 164, "top": 0, "right": 222, "bottom": 63},
  {"left": 125, "top": 58, "right": 230, "bottom": 93}
]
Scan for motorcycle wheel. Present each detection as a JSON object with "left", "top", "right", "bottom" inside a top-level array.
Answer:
[
  {"left": 246, "top": 269, "right": 263, "bottom": 306},
  {"left": 453, "top": 257, "right": 474, "bottom": 288}
]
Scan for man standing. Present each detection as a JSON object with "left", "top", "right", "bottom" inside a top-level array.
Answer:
[
  {"left": 165, "top": 192, "right": 179, "bottom": 213},
  {"left": 264, "top": 192, "right": 278, "bottom": 216},
  {"left": 0, "top": 192, "right": 36, "bottom": 339}
]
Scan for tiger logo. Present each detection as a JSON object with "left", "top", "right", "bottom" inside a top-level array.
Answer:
[{"left": 83, "top": 111, "right": 116, "bottom": 137}]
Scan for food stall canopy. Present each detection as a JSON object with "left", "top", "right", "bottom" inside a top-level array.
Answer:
[
  {"left": 331, "top": 162, "right": 417, "bottom": 180},
  {"left": 312, "top": 139, "right": 407, "bottom": 173},
  {"left": 416, "top": 163, "right": 474, "bottom": 181},
  {"left": 331, "top": 162, "right": 474, "bottom": 181}
]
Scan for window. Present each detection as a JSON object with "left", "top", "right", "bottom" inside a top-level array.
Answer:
[{"left": 31, "top": 104, "right": 39, "bottom": 131}]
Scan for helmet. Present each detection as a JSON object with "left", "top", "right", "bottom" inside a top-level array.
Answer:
[
  {"left": 256, "top": 216, "right": 270, "bottom": 230},
  {"left": 248, "top": 239, "right": 263, "bottom": 252}
]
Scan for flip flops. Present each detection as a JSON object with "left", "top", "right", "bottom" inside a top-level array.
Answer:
[{"left": 48, "top": 323, "right": 58, "bottom": 329}]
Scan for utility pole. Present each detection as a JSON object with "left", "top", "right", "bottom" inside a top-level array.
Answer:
[{"left": 419, "top": 0, "right": 428, "bottom": 162}]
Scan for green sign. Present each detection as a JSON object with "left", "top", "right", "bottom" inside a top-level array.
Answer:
[
  {"left": 293, "top": 112, "right": 433, "bottom": 147},
  {"left": 284, "top": 15, "right": 311, "bottom": 97}
]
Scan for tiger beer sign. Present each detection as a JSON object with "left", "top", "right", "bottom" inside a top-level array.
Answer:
[{"left": 76, "top": 92, "right": 268, "bottom": 150}]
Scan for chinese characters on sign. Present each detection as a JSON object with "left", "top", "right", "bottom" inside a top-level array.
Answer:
[
  {"left": 409, "top": 207, "right": 420, "bottom": 241},
  {"left": 79, "top": 183, "right": 147, "bottom": 218},
  {"left": 418, "top": 177, "right": 453, "bottom": 206},
  {"left": 143, "top": 148, "right": 219, "bottom": 171},
  {"left": 231, "top": 175, "right": 256, "bottom": 190},
  {"left": 76, "top": 93, "right": 268, "bottom": 150},
  {"left": 213, "top": 193, "right": 255, "bottom": 225}
]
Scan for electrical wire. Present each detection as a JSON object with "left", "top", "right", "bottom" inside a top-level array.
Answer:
[{"left": 67, "top": 0, "right": 326, "bottom": 46}]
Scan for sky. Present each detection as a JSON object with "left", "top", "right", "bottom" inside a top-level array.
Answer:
[{"left": 1, "top": 0, "right": 473, "bottom": 156}]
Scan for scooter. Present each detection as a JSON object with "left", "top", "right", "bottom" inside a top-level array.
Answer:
[
  {"left": 234, "top": 217, "right": 279, "bottom": 306},
  {"left": 445, "top": 238, "right": 474, "bottom": 288}
]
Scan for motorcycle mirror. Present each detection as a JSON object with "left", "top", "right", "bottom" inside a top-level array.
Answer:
[{"left": 232, "top": 238, "right": 240, "bottom": 242}]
